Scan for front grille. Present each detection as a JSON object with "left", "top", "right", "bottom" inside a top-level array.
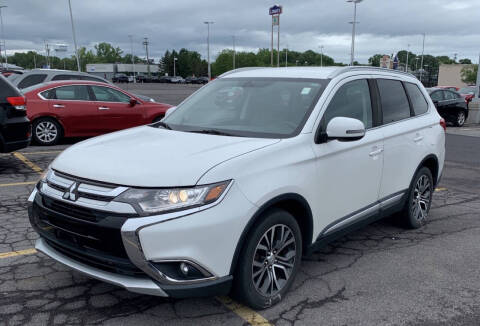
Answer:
[{"left": 30, "top": 193, "right": 144, "bottom": 277}]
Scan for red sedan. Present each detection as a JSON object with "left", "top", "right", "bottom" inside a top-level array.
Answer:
[{"left": 23, "top": 81, "right": 171, "bottom": 145}]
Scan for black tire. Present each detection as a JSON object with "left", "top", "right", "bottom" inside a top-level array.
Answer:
[
  {"left": 401, "top": 167, "right": 434, "bottom": 229},
  {"left": 232, "top": 209, "right": 302, "bottom": 309},
  {"left": 33, "top": 117, "right": 62, "bottom": 146},
  {"left": 152, "top": 115, "right": 164, "bottom": 123},
  {"left": 454, "top": 110, "right": 466, "bottom": 127}
]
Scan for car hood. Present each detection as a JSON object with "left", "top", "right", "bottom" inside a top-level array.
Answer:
[{"left": 52, "top": 126, "right": 280, "bottom": 187}]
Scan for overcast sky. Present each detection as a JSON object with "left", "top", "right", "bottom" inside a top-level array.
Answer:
[{"left": 1, "top": 0, "right": 479, "bottom": 64}]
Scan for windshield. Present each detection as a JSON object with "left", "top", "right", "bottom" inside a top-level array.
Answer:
[
  {"left": 459, "top": 87, "right": 475, "bottom": 94},
  {"left": 162, "top": 78, "right": 327, "bottom": 138}
]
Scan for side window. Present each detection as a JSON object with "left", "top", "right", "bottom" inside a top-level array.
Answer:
[
  {"left": 51, "top": 74, "right": 77, "bottom": 81},
  {"left": 430, "top": 91, "right": 443, "bottom": 102},
  {"left": 54, "top": 85, "right": 90, "bottom": 101},
  {"left": 405, "top": 83, "right": 428, "bottom": 115},
  {"left": 81, "top": 76, "right": 105, "bottom": 83},
  {"left": 40, "top": 89, "right": 55, "bottom": 99},
  {"left": 322, "top": 79, "right": 373, "bottom": 129},
  {"left": 444, "top": 91, "right": 456, "bottom": 100},
  {"left": 91, "top": 86, "right": 131, "bottom": 103},
  {"left": 17, "top": 74, "right": 47, "bottom": 89},
  {"left": 377, "top": 79, "right": 411, "bottom": 124}
]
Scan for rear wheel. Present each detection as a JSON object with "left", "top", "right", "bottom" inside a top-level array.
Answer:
[
  {"left": 233, "top": 209, "right": 302, "bottom": 309},
  {"left": 33, "top": 118, "right": 62, "bottom": 146},
  {"left": 455, "top": 110, "right": 466, "bottom": 127},
  {"left": 401, "top": 167, "right": 433, "bottom": 229}
]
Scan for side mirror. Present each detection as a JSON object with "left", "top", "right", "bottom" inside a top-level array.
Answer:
[
  {"left": 165, "top": 106, "right": 177, "bottom": 118},
  {"left": 326, "top": 117, "right": 365, "bottom": 141},
  {"left": 129, "top": 98, "right": 137, "bottom": 107}
]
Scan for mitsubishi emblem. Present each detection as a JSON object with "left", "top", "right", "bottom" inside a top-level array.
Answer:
[{"left": 63, "top": 182, "right": 80, "bottom": 201}]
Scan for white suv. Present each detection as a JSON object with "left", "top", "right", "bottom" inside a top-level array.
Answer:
[{"left": 28, "top": 67, "right": 445, "bottom": 309}]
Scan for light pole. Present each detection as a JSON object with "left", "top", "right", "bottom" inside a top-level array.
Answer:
[
  {"left": 128, "top": 35, "right": 136, "bottom": 83},
  {"left": 67, "top": 0, "right": 81, "bottom": 72},
  {"left": 347, "top": 0, "right": 362, "bottom": 66},
  {"left": 143, "top": 37, "right": 150, "bottom": 77},
  {"left": 0, "top": 5, "right": 7, "bottom": 68},
  {"left": 419, "top": 33, "right": 425, "bottom": 81},
  {"left": 285, "top": 45, "right": 288, "bottom": 67},
  {"left": 319, "top": 45, "right": 324, "bottom": 67},
  {"left": 204, "top": 21, "right": 214, "bottom": 80},
  {"left": 232, "top": 35, "right": 236, "bottom": 70},
  {"left": 173, "top": 57, "right": 178, "bottom": 77},
  {"left": 405, "top": 44, "right": 410, "bottom": 73},
  {"left": 415, "top": 57, "right": 419, "bottom": 71}
]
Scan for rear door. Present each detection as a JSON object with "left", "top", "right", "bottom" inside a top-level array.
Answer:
[
  {"left": 47, "top": 85, "right": 101, "bottom": 136},
  {"left": 89, "top": 85, "right": 144, "bottom": 132}
]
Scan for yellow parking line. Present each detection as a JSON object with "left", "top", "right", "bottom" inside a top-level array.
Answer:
[
  {"left": 19, "top": 150, "right": 63, "bottom": 155},
  {"left": 435, "top": 187, "right": 447, "bottom": 192},
  {"left": 0, "top": 181, "right": 37, "bottom": 187},
  {"left": 0, "top": 248, "right": 37, "bottom": 259},
  {"left": 12, "top": 152, "right": 44, "bottom": 174},
  {"left": 217, "top": 296, "right": 272, "bottom": 326}
]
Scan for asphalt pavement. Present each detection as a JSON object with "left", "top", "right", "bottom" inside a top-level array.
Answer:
[{"left": 0, "top": 85, "right": 479, "bottom": 325}]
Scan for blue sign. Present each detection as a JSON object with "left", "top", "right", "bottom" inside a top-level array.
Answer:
[{"left": 269, "top": 5, "right": 282, "bottom": 15}]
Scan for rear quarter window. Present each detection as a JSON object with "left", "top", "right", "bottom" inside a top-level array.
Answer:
[
  {"left": 405, "top": 83, "right": 428, "bottom": 115},
  {"left": 17, "top": 74, "right": 48, "bottom": 89},
  {"left": 377, "top": 79, "right": 411, "bottom": 124}
]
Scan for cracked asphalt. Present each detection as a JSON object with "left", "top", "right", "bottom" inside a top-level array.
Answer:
[{"left": 0, "top": 86, "right": 479, "bottom": 325}]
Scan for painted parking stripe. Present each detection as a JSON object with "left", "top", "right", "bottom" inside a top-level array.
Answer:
[
  {"left": 0, "top": 248, "right": 37, "bottom": 259},
  {"left": 217, "top": 296, "right": 272, "bottom": 326},
  {"left": 435, "top": 187, "right": 447, "bottom": 192},
  {"left": 19, "top": 150, "right": 63, "bottom": 155},
  {"left": 0, "top": 181, "right": 37, "bottom": 187},
  {"left": 12, "top": 152, "right": 44, "bottom": 174}
]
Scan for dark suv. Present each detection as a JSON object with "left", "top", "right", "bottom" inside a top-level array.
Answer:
[{"left": 0, "top": 75, "right": 31, "bottom": 152}]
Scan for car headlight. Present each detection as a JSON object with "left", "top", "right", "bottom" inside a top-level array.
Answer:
[{"left": 114, "top": 181, "right": 231, "bottom": 215}]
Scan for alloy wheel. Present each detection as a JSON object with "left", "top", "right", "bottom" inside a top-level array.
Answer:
[
  {"left": 36, "top": 121, "right": 58, "bottom": 143},
  {"left": 411, "top": 174, "right": 432, "bottom": 222},
  {"left": 252, "top": 224, "right": 296, "bottom": 297},
  {"left": 457, "top": 112, "right": 466, "bottom": 126}
]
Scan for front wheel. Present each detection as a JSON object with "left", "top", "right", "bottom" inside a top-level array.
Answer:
[
  {"left": 455, "top": 110, "right": 466, "bottom": 127},
  {"left": 33, "top": 118, "right": 62, "bottom": 146},
  {"left": 233, "top": 209, "right": 302, "bottom": 309}
]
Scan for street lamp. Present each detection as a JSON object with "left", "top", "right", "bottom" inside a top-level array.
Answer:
[
  {"left": 67, "top": 0, "right": 81, "bottom": 72},
  {"left": 173, "top": 57, "right": 178, "bottom": 77},
  {"left": 204, "top": 21, "right": 214, "bottom": 80},
  {"left": 347, "top": 0, "right": 363, "bottom": 66},
  {"left": 0, "top": 5, "right": 7, "bottom": 68},
  {"left": 319, "top": 45, "right": 324, "bottom": 67},
  {"left": 128, "top": 35, "right": 136, "bottom": 83},
  {"left": 406, "top": 44, "right": 410, "bottom": 73}
]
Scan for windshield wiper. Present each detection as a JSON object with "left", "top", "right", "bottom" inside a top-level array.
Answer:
[
  {"left": 155, "top": 121, "right": 172, "bottom": 130},
  {"left": 188, "top": 129, "right": 237, "bottom": 136}
]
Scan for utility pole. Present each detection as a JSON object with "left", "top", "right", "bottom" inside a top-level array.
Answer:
[
  {"left": 173, "top": 57, "right": 177, "bottom": 77},
  {"left": 285, "top": 45, "right": 288, "bottom": 67},
  {"left": 419, "top": 33, "right": 425, "bottom": 82},
  {"left": 44, "top": 41, "right": 50, "bottom": 68},
  {"left": 348, "top": 0, "right": 362, "bottom": 66},
  {"left": 143, "top": 37, "right": 150, "bottom": 77},
  {"left": 0, "top": 5, "right": 7, "bottom": 68},
  {"left": 68, "top": 0, "right": 81, "bottom": 72},
  {"left": 319, "top": 45, "right": 324, "bottom": 67},
  {"left": 128, "top": 35, "right": 136, "bottom": 83},
  {"left": 232, "top": 35, "right": 236, "bottom": 70},
  {"left": 204, "top": 21, "right": 214, "bottom": 80},
  {"left": 33, "top": 52, "right": 37, "bottom": 69},
  {"left": 406, "top": 44, "right": 410, "bottom": 73}
]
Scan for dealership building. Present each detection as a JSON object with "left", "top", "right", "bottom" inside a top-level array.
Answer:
[{"left": 86, "top": 63, "right": 159, "bottom": 80}]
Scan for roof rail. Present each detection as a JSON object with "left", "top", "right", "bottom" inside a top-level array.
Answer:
[
  {"left": 328, "top": 66, "right": 416, "bottom": 79},
  {"left": 218, "top": 67, "right": 267, "bottom": 78}
]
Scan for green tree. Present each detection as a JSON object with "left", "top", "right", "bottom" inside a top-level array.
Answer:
[
  {"left": 461, "top": 65, "right": 478, "bottom": 84},
  {"left": 368, "top": 54, "right": 385, "bottom": 67},
  {"left": 459, "top": 58, "right": 472, "bottom": 64},
  {"left": 94, "top": 42, "right": 123, "bottom": 63}
]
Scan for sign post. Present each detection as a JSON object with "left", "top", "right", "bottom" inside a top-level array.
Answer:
[{"left": 269, "top": 5, "right": 282, "bottom": 67}]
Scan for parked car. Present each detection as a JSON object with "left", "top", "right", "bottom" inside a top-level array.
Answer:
[
  {"left": 169, "top": 76, "right": 185, "bottom": 84},
  {"left": 9, "top": 69, "right": 110, "bottom": 89},
  {"left": 196, "top": 77, "right": 209, "bottom": 84},
  {"left": 23, "top": 80, "right": 171, "bottom": 145},
  {"left": 112, "top": 73, "right": 129, "bottom": 83},
  {"left": 186, "top": 76, "right": 209, "bottom": 84},
  {"left": 0, "top": 75, "right": 31, "bottom": 152},
  {"left": 1, "top": 69, "right": 24, "bottom": 78},
  {"left": 428, "top": 87, "right": 468, "bottom": 126},
  {"left": 28, "top": 67, "right": 445, "bottom": 309},
  {"left": 156, "top": 76, "right": 172, "bottom": 83},
  {"left": 458, "top": 86, "right": 476, "bottom": 106},
  {"left": 435, "top": 86, "right": 459, "bottom": 91},
  {"left": 136, "top": 75, "right": 153, "bottom": 83}
]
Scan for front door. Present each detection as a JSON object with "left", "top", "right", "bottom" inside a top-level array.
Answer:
[{"left": 311, "top": 78, "right": 384, "bottom": 235}]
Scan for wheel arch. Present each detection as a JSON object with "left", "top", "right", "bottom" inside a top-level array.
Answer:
[
  {"left": 229, "top": 193, "right": 314, "bottom": 275},
  {"left": 31, "top": 115, "right": 65, "bottom": 134},
  {"left": 417, "top": 154, "right": 439, "bottom": 187}
]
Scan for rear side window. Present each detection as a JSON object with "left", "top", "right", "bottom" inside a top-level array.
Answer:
[
  {"left": 444, "top": 91, "right": 456, "bottom": 100},
  {"left": 17, "top": 74, "right": 47, "bottom": 89},
  {"left": 80, "top": 76, "right": 106, "bottom": 83},
  {"left": 430, "top": 91, "right": 443, "bottom": 102},
  {"left": 51, "top": 74, "right": 78, "bottom": 81},
  {"left": 49, "top": 85, "right": 90, "bottom": 101},
  {"left": 323, "top": 79, "right": 373, "bottom": 129},
  {"left": 377, "top": 79, "right": 411, "bottom": 124},
  {"left": 405, "top": 83, "right": 428, "bottom": 115}
]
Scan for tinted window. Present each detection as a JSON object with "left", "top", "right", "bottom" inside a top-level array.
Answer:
[
  {"left": 51, "top": 74, "right": 77, "bottom": 81},
  {"left": 323, "top": 79, "right": 373, "bottom": 129},
  {"left": 405, "top": 83, "right": 428, "bottom": 115},
  {"left": 91, "top": 86, "right": 130, "bottom": 103},
  {"left": 52, "top": 85, "right": 90, "bottom": 101},
  {"left": 377, "top": 79, "right": 411, "bottom": 123},
  {"left": 430, "top": 91, "right": 443, "bottom": 102},
  {"left": 81, "top": 76, "right": 105, "bottom": 82},
  {"left": 17, "top": 74, "right": 47, "bottom": 89},
  {"left": 444, "top": 91, "right": 456, "bottom": 100}
]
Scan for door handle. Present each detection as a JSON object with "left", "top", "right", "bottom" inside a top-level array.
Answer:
[
  {"left": 98, "top": 106, "right": 110, "bottom": 110},
  {"left": 414, "top": 136, "right": 424, "bottom": 142},
  {"left": 369, "top": 148, "right": 383, "bottom": 157},
  {"left": 53, "top": 104, "right": 65, "bottom": 108}
]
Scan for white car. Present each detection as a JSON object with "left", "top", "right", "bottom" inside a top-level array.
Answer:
[{"left": 28, "top": 66, "right": 445, "bottom": 309}]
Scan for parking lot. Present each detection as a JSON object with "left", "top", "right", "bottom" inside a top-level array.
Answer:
[{"left": 0, "top": 85, "right": 479, "bottom": 325}]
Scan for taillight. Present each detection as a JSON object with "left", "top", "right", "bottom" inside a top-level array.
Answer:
[
  {"left": 440, "top": 118, "right": 447, "bottom": 132},
  {"left": 7, "top": 96, "right": 27, "bottom": 111}
]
